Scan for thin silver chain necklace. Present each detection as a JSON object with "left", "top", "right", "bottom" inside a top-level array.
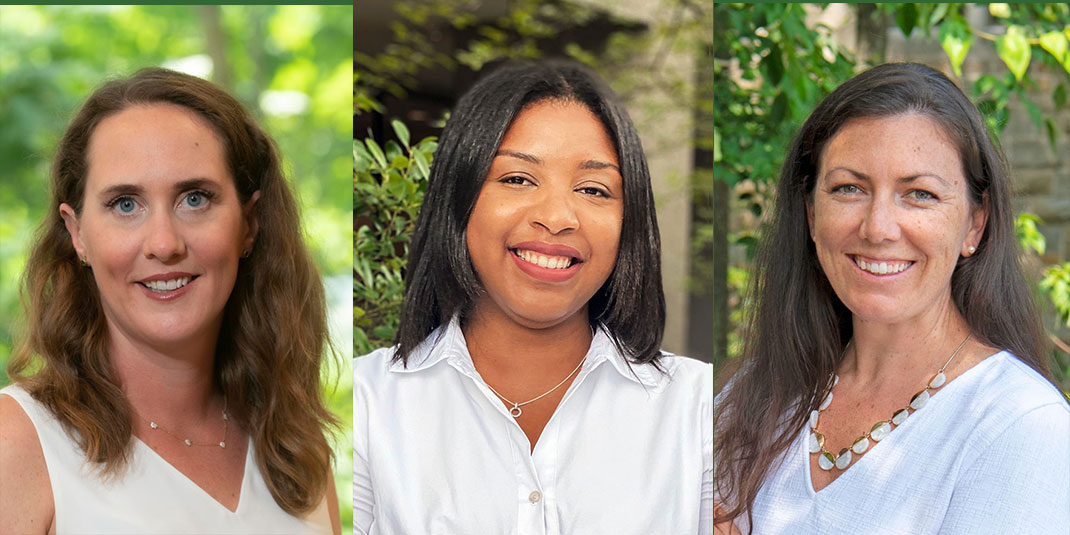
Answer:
[
  {"left": 485, "top": 358, "right": 586, "bottom": 418},
  {"left": 809, "top": 334, "right": 971, "bottom": 471},
  {"left": 139, "top": 396, "right": 230, "bottom": 448}
]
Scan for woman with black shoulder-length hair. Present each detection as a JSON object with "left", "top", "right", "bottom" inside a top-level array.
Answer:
[
  {"left": 1, "top": 68, "right": 340, "bottom": 534},
  {"left": 714, "top": 63, "right": 1069, "bottom": 534},
  {"left": 354, "top": 60, "right": 712, "bottom": 533}
]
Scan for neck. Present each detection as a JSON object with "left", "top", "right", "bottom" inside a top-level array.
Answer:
[
  {"left": 843, "top": 297, "right": 971, "bottom": 388},
  {"left": 462, "top": 301, "right": 593, "bottom": 386},
  {"left": 107, "top": 322, "right": 221, "bottom": 422}
]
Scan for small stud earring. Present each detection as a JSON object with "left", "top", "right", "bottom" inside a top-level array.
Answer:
[
  {"left": 967, "top": 245, "right": 976, "bottom": 255},
  {"left": 241, "top": 249, "right": 251, "bottom": 258},
  {"left": 80, "top": 258, "right": 88, "bottom": 267}
]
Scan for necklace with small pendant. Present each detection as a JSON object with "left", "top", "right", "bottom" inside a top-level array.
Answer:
[{"left": 141, "top": 396, "right": 229, "bottom": 449}]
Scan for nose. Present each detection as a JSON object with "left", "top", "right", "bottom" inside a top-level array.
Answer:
[
  {"left": 142, "top": 211, "right": 187, "bottom": 261},
  {"left": 858, "top": 194, "right": 901, "bottom": 243},
  {"left": 530, "top": 185, "right": 579, "bottom": 235}
]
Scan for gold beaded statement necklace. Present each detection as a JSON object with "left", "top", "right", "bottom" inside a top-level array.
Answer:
[
  {"left": 140, "top": 397, "right": 230, "bottom": 449},
  {"left": 809, "top": 334, "right": 971, "bottom": 471}
]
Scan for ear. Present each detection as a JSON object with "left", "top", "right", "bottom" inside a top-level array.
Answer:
[
  {"left": 963, "top": 192, "right": 989, "bottom": 256},
  {"left": 242, "top": 190, "right": 261, "bottom": 253},
  {"left": 59, "top": 203, "right": 87, "bottom": 263}
]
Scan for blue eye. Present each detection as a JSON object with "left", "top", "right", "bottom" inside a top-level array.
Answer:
[
  {"left": 832, "top": 184, "right": 861, "bottom": 194},
  {"left": 909, "top": 190, "right": 937, "bottom": 201},
  {"left": 183, "top": 190, "right": 213, "bottom": 209},
  {"left": 112, "top": 197, "right": 138, "bottom": 214}
]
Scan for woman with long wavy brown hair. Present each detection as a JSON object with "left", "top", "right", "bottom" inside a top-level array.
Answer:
[
  {"left": 714, "top": 63, "right": 1068, "bottom": 534},
  {"left": 0, "top": 68, "right": 340, "bottom": 534}
]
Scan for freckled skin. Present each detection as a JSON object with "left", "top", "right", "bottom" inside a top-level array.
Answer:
[
  {"left": 807, "top": 114, "right": 986, "bottom": 327},
  {"left": 803, "top": 114, "right": 993, "bottom": 493}
]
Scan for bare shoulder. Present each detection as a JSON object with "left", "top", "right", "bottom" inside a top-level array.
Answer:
[
  {"left": 327, "top": 470, "right": 341, "bottom": 535},
  {"left": 0, "top": 393, "right": 54, "bottom": 535}
]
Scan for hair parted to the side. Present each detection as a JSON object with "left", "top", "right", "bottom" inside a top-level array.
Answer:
[
  {"left": 713, "top": 63, "right": 1059, "bottom": 530},
  {"left": 392, "top": 59, "right": 665, "bottom": 366},
  {"left": 7, "top": 67, "right": 336, "bottom": 515}
]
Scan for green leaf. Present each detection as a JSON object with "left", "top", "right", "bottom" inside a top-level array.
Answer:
[
  {"left": 1021, "top": 95, "right": 1043, "bottom": 131},
  {"left": 973, "top": 74, "right": 998, "bottom": 95},
  {"left": 770, "top": 92, "right": 788, "bottom": 124},
  {"left": 996, "top": 26, "right": 1031, "bottom": 81},
  {"left": 988, "top": 3, "right": 1011, "bottom": 19},
  {"left": 365, "top": 138, "right": 387, "bottom": 169},
  {"left": 1038, "top": 31, "right": 1070, "bottom": 75},
  {"left": 713, "top": 129, "right": 722, "bottom": 163},
  {"left": 1055, "top": 84, "right": 1067, "bottom": 111},
  {"left": 417, "top": 138, "right": 438, "bottom": 154},
  {"left": 939, "top": 18, "right": 972, "bottom": 77},
  {"left": 1040, "top": 263, "right": 1070, "bottom": 327},
  {"left": 356, "top": 257, "right": 375, "bottom": 288},
  {"left": 1014, "top": 212, "right": 1046, "bottom": 256},
  {"left": 354, "top": 141, "right": 373, "bottom": 172},
  {"left": 928, "top": 3, "right": 949, "bottom": 27},
  {"left": 371, "top": 325, "right": 395, "bottom": 340},
  {"left": 354, "top": 93, "right": 385, "bottom": 114},
  {"left": 384, "top": 140, "right": 403, "bottom": 165},
  {"left": 1045, "top": 117, "right": 1057, "bottom": 153},
  {"left": 412, "top": 149, "right": 430, "bottom": 179},
  {"left": 895, "top": 4, "right": 917, "bottom": 37},
  {"left": 385, "top": 170, "right": 406, "bottom": 198},
  {"left": 391, "top": 119, "right": 410, "bottom": 148},
  {"left": 763, "top": 43, "right": 784, "bottom": 86}
]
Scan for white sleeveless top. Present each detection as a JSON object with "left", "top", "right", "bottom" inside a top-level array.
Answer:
[{"left": 2, "top": 384, "right": 331, "bottom": 534}]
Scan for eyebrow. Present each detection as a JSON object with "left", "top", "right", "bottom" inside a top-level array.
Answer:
[
  {"left": 496, "top": 149, "right": 620, "bottom": 171},
  {"left": 98, "top": 178, "right": 220, "bottom": 198},
  {"left": 578, "top": 159, "right": 619, "bottom": 171},
  {"left": 824, "top": 167, "right": 950, "bottom": 188}
]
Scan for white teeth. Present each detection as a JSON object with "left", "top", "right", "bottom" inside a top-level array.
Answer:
[
  {"left": 143, "top": 277, "right": 191, "bottom": 292},
  {"left": 516, "top": 249, "right": 573, "bottom": 270},
  {"left": 856, "top": 258, "right": 911, "bottom": 275}
]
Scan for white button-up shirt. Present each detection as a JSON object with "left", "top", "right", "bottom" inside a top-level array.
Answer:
[{"left": 354, "top": 317, "right": 712, "bottom": 534}]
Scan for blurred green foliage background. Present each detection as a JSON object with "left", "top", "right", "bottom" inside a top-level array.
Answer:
[{"left": 0, "top": 5, "right": 353, "bottom": 530}]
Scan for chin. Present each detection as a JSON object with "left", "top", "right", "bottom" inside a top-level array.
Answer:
[
  {"left": 138, "top": 326, "right": 203, "bottom": 346},
  {"left": 844, "top": 301, "right": 912, "bottom": 324},
  {"left": 502, "top": 304, "right": 585, "bottom": 330},
  {"left": 130, "top": 311, "right": 215, "bottom": 345}
]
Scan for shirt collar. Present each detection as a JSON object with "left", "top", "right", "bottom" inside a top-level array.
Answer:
[{"left": 389, "top": 315, "right": 667, "bottom": 389}]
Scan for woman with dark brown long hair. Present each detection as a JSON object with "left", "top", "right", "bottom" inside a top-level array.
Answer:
[
  {"left": 0, "top": 68, "right": 340, "bottom": 534},
  {"left": 714, "top": 63, "right": 1069, "bottom": 534}
]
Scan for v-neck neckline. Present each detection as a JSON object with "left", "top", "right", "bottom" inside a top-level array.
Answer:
[
  {"left": 133, "top": 435, "right": 252, "bottom": 514},
  {"left": 804, "top": 351, "right": 1004, "bottom": 496}
]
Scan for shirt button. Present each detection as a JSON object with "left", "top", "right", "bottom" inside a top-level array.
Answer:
[{"left": 528, "top": 490, "right": 542, "bottom": 504}]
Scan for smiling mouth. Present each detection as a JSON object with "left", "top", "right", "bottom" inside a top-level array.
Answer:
[
  {"left": 139, "top": 276, "right": 196, "bottom": 292},
  {"left": 852, "top": 256, "right": 913, "bottom": 275},
  {"left": 512, "top": 248, "right": 581, "bottom": 270}
]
